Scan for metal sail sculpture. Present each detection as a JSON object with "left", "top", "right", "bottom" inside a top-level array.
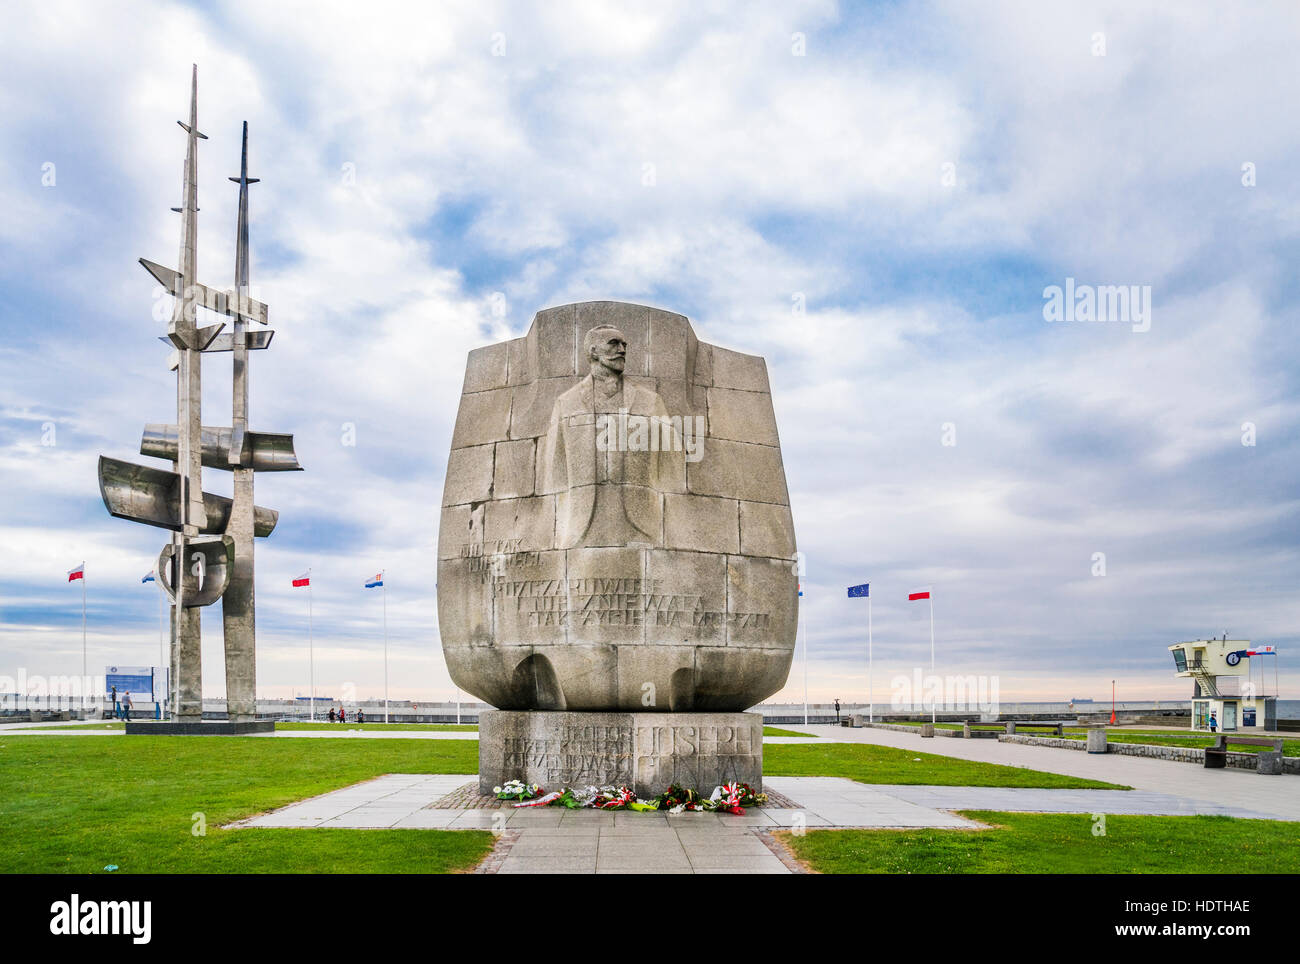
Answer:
[{"left": 98, "top": 66, "right": 301, "bottom": 725}]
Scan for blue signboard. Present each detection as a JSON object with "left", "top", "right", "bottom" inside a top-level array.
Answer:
[{"left": 105, "top": 665, "right": 161, "bottom": 701}]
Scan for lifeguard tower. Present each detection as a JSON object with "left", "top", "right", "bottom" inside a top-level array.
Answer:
[{"left": 1168, "top": 637, "right": 1277, "bottom": 732}]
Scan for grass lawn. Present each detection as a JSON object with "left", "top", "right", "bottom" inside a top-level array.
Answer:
[
  {"left": 763, "top": 743, "right": 1127, "bottom": 789},
  {"left": 764, "top": 727, "right": 817, "bottom": 738},
  {"left": 780, "top": 811, "right": 1300, "bottom": 873},
  {"left": 275, "top": 722, "right": 478, "bottom": 732},
  {"left": 8, "top": 721, "right": 481, "bottom": 733},
  {"left": 0, "top": 736, "right": 491, "bottom": 874}
]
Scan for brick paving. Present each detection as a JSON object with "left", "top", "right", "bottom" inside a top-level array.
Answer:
[
  {"left": 472, "top": 830, "right": 521, "bottom": 874},
  {"left": 430, "top": 781, "right": 803, "bottom": 811}
]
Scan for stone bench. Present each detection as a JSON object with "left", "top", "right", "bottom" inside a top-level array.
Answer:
[{"left": 1206, "top": 735, "right": 1285, "bottom": 773}]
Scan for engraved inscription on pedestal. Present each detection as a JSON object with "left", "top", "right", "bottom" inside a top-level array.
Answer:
[
  {"left": 480, "top": 710, "right": 763, "bottom": 797},
  {"left": 500, "top": 722, "right": 634, "bottom": 787}
]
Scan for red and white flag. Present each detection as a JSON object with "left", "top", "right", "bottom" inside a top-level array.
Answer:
[
  {"left": 67, "top": 563, "right": 85, "bottom": 583},
  {"left": 292, "top": 571, "right": 311, "bottom": 588},
  {"left": 908, "top": 586, "right": 931, "bottom": 601}
]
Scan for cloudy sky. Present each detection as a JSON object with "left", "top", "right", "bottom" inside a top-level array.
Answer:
[{"left": 2, "top": 0, "right": 1297, "bottom": 706}]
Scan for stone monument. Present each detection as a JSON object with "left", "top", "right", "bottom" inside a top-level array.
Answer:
[
  {"left": 438, "top": 302, "right": 797, "bottom": 795},
  {"left": 97, "top": 67, "right": 300, "bottom": 733}
]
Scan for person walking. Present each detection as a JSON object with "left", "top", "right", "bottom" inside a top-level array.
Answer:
[
  {"left": 1209, "top": 710, "right": 1218, "bottom": 733},
  {"left": 110, "top": 685, "right": 119, "bottom": 720},
  {"left": 328, "top": 706, "right": 336, "bottom": 723},
  {"left": 356, "top": 708, "right": 365, "bottom": 724},
  {"left": 339, "top": 706, "right": 346, "bottom": 724},
  {"left": 122, "top": 691, "right": 133, "bottom": 722}
]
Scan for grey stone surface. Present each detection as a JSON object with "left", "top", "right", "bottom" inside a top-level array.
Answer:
[
  {"left": 1086, "top": 725, "right": 1108, "bottom": 753},
  {"left": 1257, "top": 750, "right": 1283, "bottom": 775},
  {"left": 124, "top": 720, "right": 274, "bottom": 735},
  {"left": 439, "top": 302, "right": 797, "bottom": 712},
  {"left": 478, "top": 710, "right": 763, "bottom": 798}
]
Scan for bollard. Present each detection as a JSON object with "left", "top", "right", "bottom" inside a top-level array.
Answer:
[
  {"left": 1257, "top": 751, "right": 1283, "bottom": 775},
  {"left": 1086, "top": 726, "right": 1108, "bottom": 754},
  {"left": 920, "top": 723, "right": 935, "bottom": 738},
  {"left": 1005, "top": 721, "right": 1017, "bottom": 735},
  {"left": 962, "top": 722, "right": 972, "bottom": 738}
]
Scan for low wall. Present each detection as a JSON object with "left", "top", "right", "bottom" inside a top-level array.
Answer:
[
  {"left": 998, "top": 734, "right": 1300, "bottom": 775},
  {"left": 861, "top": 722, "right": 960, "bottom": 738},
  {"left": 861, "top": 722, "right": 1299, "bottom": 775}
]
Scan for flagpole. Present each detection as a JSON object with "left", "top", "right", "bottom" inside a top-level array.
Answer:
[
  {"left": 382, "top": 575, "right": 389, "bottom": 725},
  {"left": 929, "top": 593, "right": 936, "bottom": 724},
  {"left": 81, "top": 566, "right": 87, "bottom": 709},
  {"left": 308, "top": 574, "right": 315, "bottom": 722},
  {"left": 868, "top": 595, "right": 874, "bottom": 723}
]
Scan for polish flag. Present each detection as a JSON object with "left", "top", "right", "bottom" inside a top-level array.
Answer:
[
  {"left": 67, "top": 563, "right": 85, "bottom": 582},
  {"left": 292, "top": 571, "right": 311, "bottom": 588},
  {"left": 908, "top": 587, "right": 931, "bottom": 601}
]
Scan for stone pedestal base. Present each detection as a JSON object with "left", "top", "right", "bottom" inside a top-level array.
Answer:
[
  {"left": 125, "top": 720, "right": 274, "bottom": 735},
  {"left": 1086, "top": 726, "right": 1108, "bottom": 753},
  {"left": 478, "top": 710, "right": 763, "bottom": 798}
]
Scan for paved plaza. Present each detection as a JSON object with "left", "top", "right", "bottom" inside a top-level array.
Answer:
[{"left": 227, "top": 766, "right": 1290, "bottom": 874}]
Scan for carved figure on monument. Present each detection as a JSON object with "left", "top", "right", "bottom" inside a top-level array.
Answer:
[{"left": 541, "top": 324, "right": 680, "bottom": 549}]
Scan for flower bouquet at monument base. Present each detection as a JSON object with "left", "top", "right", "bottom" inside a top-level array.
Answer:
[
  {"left": 493, "top": 780, "right": 541, "bottom": 801},
  {"left": 493, "top": 780, "right": 769, "bottom": 814}
]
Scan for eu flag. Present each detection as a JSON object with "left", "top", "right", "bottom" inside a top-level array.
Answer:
[{"left": 847, "top": 583, "right": 869, "bottom": 598}]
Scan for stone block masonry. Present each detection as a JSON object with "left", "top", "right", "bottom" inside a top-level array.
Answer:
[
  {"left": 479, "top": 710, "right": 763, "bottom": 798},
  {"left": 998, "top": 734, "right": 1300, "bottom": 774}
]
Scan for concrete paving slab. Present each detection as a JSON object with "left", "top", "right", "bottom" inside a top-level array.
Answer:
[
  {"left": 498, "top": 857, "right": 597, "bottom": 874},
  {"left": 391, "top": 811, "right": 462, "bottom": 829},
  {"left": 230, "top": 767, "right": 1298, "bottom": 875}
]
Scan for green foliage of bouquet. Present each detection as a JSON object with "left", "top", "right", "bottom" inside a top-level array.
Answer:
[{"left": 493, "top": 779, "right": 540, "bottom": 801}]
